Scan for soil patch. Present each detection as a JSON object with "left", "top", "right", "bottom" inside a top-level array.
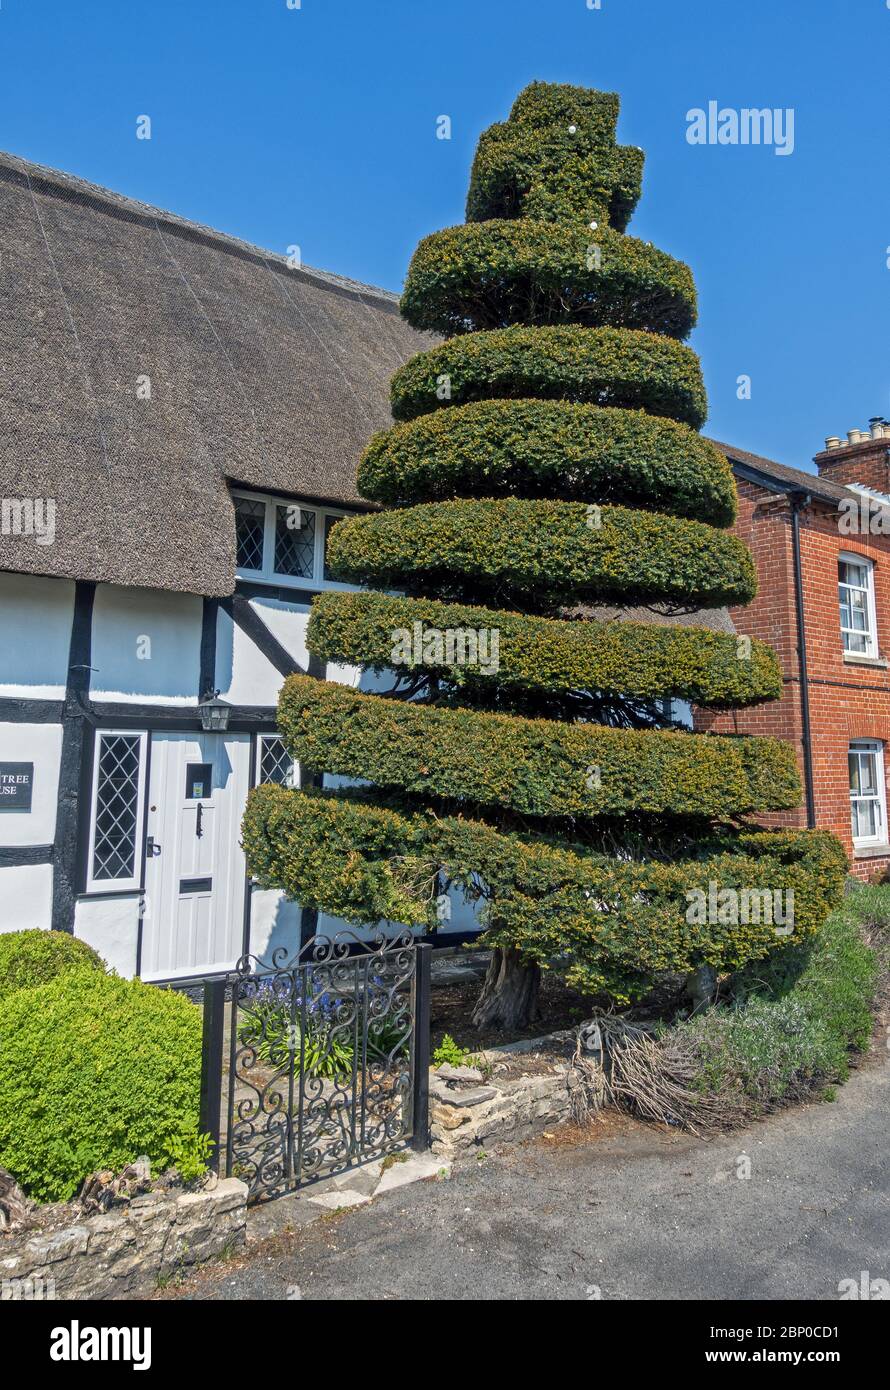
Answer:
[{"left": 430, "top": 964, "right": 601, "bottom": 1054}]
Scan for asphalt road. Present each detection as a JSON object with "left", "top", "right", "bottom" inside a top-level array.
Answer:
[{"left": 172, "top": 1047, "right": 889, "bottom": 1301}]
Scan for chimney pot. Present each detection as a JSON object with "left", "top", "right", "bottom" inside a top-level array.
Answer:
[
  {"left": 848, "top": 429, "right": 863, "bottom": 444},
  {"left": 825, "top": 436, "right": 841, "bottom": 449}
]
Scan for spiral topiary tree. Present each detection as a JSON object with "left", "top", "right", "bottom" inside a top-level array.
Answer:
[{"left": 243, "top": 82, "right": 846, "bottom": 1029}]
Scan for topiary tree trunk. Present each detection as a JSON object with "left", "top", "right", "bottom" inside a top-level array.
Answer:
[
  {"left": 473, "top": 947, "right": 541, "bottom": 1033},
  {"left": 243, "top": 81, "right": 847, "bottom": 1032}
]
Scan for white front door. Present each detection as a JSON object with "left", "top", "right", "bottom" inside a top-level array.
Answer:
[{"left": 141, "top": 732, "right": 251, "bottom": 980}]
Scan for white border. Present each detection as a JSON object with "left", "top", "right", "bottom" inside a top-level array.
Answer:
[
  {"left": 839, "top": 552, "right": 878, "bottom": 659},
  {"left": 849, "top": 738, "right": 887, "bottom": 848},
  {"left": 85, "top": 730, "right": 149, "bottom": 894},
  {"left": 233, "top": 489, "right": 357, "bottom": 593}
]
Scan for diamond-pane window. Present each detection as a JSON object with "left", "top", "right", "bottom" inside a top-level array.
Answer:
[
  {"left": 235, "top": 497, "right": 266, "bottom": 571},
  {"left": 258, "top": 735, "right": 297, "bottom": 788},
  {"left": 323, "top": 513, "right": 344, "bottom": 581},
  {"left": 91, "top": 734, "right": 144, "bottom": 883},
  {"left": 274, "top": 505, "right": 315, "bottom": 578}
]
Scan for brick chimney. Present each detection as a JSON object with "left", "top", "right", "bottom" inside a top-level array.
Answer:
[{"left": 814, "top": 419, "right": 890, "bottom": 492}]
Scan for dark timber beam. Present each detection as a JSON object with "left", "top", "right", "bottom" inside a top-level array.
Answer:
[
  {"left": 222, "top": 594, "right": 307, "bottom": 680},
  {"left": 199, "top": 596, "right": 220, "bottom": 697},
  {"left": 0, "top": 844, "right": 54, "bottom": 867},
  {"left": 52, "top": 581, "right": 96, "bottom": 932}
]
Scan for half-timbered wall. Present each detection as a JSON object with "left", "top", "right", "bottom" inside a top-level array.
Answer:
[{"left": 0, "top": 521, "right": 487, "bottom": 969}]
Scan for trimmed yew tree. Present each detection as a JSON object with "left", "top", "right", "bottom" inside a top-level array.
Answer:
[{"left": 243, "top": 83, "right": 846, "bottom": 1029}]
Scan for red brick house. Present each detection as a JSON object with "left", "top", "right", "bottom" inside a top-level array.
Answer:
[{"left": 697, "top": 426, "right": 890, "bottom": 878}]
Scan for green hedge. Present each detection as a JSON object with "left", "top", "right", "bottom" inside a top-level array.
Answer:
[
  {"left": 276, "top": 675, "right": 800, "bottom": 820},
  {"left": 326, "top": 498, "right": 757, "bottom": 611},
  {"left": 465, "top": 123, "right": 643, "bottom": 230},
  {"left": 389, "top": 325, "right": 707, "bottom": 428},
  {"left": 359, "top": 400, "right": 734, "bottom": 525},
  {"left": 486, "top": 83, "right": 641, "bottom": 229},
  {"left": 0, "top": 971, "right": 204, "bottom": 1202},
  {"left": 400, "top": 221, "right": 697, "bottom": 339},
  {"left": 0, "top": 929, "right": 104, "bottom": 1003},
  {"left": 307, "top": 590, "right": 782, "bottom": 708},
  {"left": 242, "top": 783, "right": 846, "bottom": 1002},
  {"left": 509, "top": 81, "right": 620, "bottom": 131}
]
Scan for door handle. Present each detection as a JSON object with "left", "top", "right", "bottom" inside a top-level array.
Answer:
[
  {"left": 196, "top": 803, "right": 203, "bottom": 839},
  {"left": 146, "top": 837, "right": 162, "bottom": 858}
]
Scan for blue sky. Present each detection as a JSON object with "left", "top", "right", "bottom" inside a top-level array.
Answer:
[{"left": 0, "top": 0, "right": 887, "bottom": 470}]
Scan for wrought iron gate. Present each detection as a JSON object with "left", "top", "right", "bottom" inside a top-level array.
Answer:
[{"left": 198, "top": 931, "right": 431, "bottom": 1205}]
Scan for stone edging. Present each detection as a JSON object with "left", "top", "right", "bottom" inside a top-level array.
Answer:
[
  {"left": 0, "top": 1178, "right": 248, "bottom": 1301},
  {"left": 429, "top": 1031, "right": 578, "bottom": 1154}
]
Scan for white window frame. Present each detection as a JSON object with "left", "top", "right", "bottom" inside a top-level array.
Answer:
[
  {"left": 233, "top": 489, "right": 357, "bottom": 592},
  {"left": 255, "top": 734, "right": 299, "bottom": 790},
  {"left": 85, "top": 730, "right": 149, "bottom": 894},
  {"left": 849, "top": 739, "right": 887, "bottom": 849},
  {"left": 838, "top": 553, "right": 878, "bottom": 658}
]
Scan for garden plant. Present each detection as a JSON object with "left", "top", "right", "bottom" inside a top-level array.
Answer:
[
  {"left": 0, "top": 949, "right": 205, "bottom": 1202},
  {"left": 243, "top": 81, "right": 846, "bottom": 1029}
]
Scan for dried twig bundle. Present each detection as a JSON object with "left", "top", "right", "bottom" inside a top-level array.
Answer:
[{"left": 569, "top": 1014, "right": 737, "bottom": 1134}]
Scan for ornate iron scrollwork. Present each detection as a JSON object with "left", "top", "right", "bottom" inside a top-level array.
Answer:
[{"left": 226, "top": 929, "right": 418, "bottom": 1202}]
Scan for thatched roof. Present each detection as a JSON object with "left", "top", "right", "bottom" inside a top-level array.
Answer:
[{"left": 0, "top": 150, "right": 435, "bottom": 596}]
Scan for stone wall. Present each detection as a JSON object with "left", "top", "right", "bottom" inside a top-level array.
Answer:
[
  {"left": 0, "top": 1177, "right": 247, "bottom": 1301},
  {"left": 429, "top": 1035, "right": 577, "bottom": 1154}
]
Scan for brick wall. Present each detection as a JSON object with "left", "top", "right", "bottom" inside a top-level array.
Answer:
[
  {"left": 696, "top": 467, "right": 890, "bottom": 880},
  {"left": 814, "top": 437, "right": 890, "bottom": 493}
]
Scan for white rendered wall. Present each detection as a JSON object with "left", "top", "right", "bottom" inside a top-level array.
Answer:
[
  {"left": 216, "top": 599, "right": 310, "bottom": 708},
  {"left": 0, "top": 573, "right": 74, "bottom": 699},
  {"left": 0, "top": 722, "right": 62, "bottom": 846},
  {"left": 248, "top": 886, "right": 301, "bottom": 964},
  {"left": 74, "top": 894, "right": 140, "bottom": 977},
  {"left": 0, "top": 864, "right": 53, "bottom": 932},
  {"left": 90, "top": 585, "right": 203, "bottom": 704}
]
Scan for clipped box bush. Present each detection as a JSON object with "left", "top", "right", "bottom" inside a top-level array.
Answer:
[
  {"left": 244, "top": 783, "right": 846, "bottom": 1003},
  {"left": 400, "top": 220, "right": 697, "bottom": 339},
  {"left": 276, "top": 674, "right": 800, "bottom": 820},
  {"left": 389, "top": 325, "right": 708, "bottom": 428},
  {"left": 466, "top": 124, "right": 643, "bottom": 230},
  {"left": 359, "top": 399, "right": 734, "bottom": 524},
  {"left": 0, "top": 928, "right": 104, "bottom": 1003},
  {"left": 326, "top": 497, "right": 757, "bottom": 611},
  {"left": 307, "top": 590, "right": 782, "bottom": 708},
  {"left": 0, "top": 970, "right": 204, "bottom": 1202},
  {"left": 508, "top": 80, "right": 620, "bottom": 130}
]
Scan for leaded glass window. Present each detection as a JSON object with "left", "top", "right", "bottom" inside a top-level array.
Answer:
[
  {"left": 235, "top": 496, "right": 266, "bottom": 571},
  {"left": 258, "top": 735, "right": 297, "bottom": 788},
  {"left": 274, "top": 504, "right": 316, "bottom": 578},
  {"left": 90, "top": 733, "right": 146, "bottom": 886}
]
